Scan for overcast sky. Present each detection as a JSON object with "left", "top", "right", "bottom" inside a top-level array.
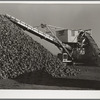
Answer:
[{"left": 0, "top": 4, "right": 100, "bottom": 54}]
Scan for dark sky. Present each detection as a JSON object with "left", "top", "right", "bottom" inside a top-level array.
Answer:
[{"left": 0, "top": 4, "right": 100, "bottom": 54}]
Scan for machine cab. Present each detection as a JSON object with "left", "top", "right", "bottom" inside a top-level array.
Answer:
[{"left": 56, "top": 29, "right": 79, "bottom": 44}]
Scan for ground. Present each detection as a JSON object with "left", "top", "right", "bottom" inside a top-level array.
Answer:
[
  {"left": 0, "top": 79, "right": 90, "bottom": 90},
  {"left": 0, "top": 65, "right": 100, "bottom": 90}
]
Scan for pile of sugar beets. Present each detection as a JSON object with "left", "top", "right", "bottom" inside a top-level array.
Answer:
[{"left": 0, "top": 15, "right": 80, "bottom": 79}]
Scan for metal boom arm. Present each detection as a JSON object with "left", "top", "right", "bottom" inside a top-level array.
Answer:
[
  {"left": 5, "top": 14, "right": 72, "bottom": 60},
  {"left": 5, "top": 14, "right": 60, "bottom": 47}
]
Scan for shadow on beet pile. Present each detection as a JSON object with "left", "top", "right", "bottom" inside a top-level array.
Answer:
[{"left": 14, "top": 69, "right": 100, "bottom": 90}]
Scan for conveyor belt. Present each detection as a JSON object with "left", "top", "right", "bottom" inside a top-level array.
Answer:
[
  {"left": 4, "top": 14, "right": 60, "bottom": 47},
  {"left": 5, "top": 14, "right": 72, "bottom": 58}
]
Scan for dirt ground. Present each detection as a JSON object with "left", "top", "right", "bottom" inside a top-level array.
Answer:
[
  {"left": 0, "top": 65, "right": 100, "bottom": 90},
  {"left": 0, "top": 79, "right": 90, "bottom": 90}
]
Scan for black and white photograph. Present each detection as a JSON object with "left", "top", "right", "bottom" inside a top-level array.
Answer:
[{"left": 0, "top": 2, "right": 100, "bottom": 90}]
